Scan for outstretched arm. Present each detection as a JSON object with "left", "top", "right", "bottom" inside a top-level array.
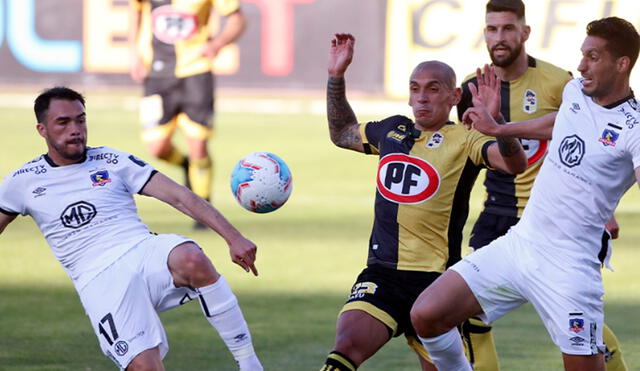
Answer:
[
  {"left": 141, "top": 172, "right": 258, "bottom": 276},
  {"left": 462, "top": 65, "right": 557, "bottom": 140},
  {"left": 469, "top": 106, "right": 527, "bottom": 174},
  {"left": 479, "top": 112, "right": 557, "bottom": 140},
  {"left": 327, "top": 33, "right": 364, "bottom": 152},
  {"left": 0, "top": 212, "right": 16, "bottom": 234},
  {"left": 463, "top": 70, "right": 527, "bottom": 174}
]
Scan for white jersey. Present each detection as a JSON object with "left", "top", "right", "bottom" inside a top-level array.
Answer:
[
  {"left": 0, "top": 146, "right": 157, "bottom": 290},
  {"left": 514, "top": 78, "right": 640, "bottom": 265}
]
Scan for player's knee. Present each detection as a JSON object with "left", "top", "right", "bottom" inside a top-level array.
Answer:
[
  {"left": 333, "top": 334, "right": 364, "bottom": 366},
  {"left": 169, "top": 244, "right": 218, "bottom": 287},
  {"left": 410, "top": 303, "right": 449, "bottom": 338},
  {"left": 144, "top": 140, "right": 171, "bottom": 159}
]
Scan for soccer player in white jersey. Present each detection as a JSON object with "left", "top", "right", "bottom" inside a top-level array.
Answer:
[
  {"left": 409, "top": 16, "right": 640, "bottom": 371},
  {"left": 0, "top": 87, "right": 263, "bottom": 370}
]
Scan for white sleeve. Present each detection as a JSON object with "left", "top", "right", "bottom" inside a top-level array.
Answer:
[
  {"left": 627, "top": 130, "right": 640, "bottom": 170},
  {"left": 114, "top": 151, "right": 156, "bottom": 194},
  {"left": 0, "top": 173, "right": 25, "bottom": 215}
]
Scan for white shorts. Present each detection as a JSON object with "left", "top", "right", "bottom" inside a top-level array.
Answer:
[
  {"left": 78, "top": 234, "right": 199, "bottom": 369},
  {"left": 451, "top": 230, "right": 606, "bottom": 355}
]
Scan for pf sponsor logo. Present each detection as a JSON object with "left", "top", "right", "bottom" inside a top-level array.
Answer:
[
  {"left": 151, "top": 5, "right": 198, "bottom": 44},
  {"left": 520, "top": 138, "right": 547, "bottom": 166},
  {"left": 60, "top": 201, "right": 97, "bottom": 229},
  {"left": 376, "top": 154, "right": 440, "bottom": 204}
]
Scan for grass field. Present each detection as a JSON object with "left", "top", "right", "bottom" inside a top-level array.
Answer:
[{"left": 0, "top": 91, "right": 638, "bottom": 370}]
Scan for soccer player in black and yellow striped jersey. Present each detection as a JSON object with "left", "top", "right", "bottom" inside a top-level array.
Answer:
[
  {"left": 129, "top": 0, "right": 245, "bottom": 228},
  {"left": 457, "top": 1, "right": 627, "bottom": 370},
  {"left": 319, "top": 33, "right": 527, "bottom": 371}
]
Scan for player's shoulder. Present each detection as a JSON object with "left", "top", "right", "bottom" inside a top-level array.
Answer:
[
  {"left": 529, "top": 57, "right": 572, "bottom": 83},
  {"left": 368, "top": 115, "right": 413, "bottom": 128},
  {"left": 461, "top": 71, "right": 478, "bottom": 86},
  {"left": 4, "top": 154, "right": 48, "bottom": 181}
]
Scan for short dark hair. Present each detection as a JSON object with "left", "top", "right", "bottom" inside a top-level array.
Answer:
[
  {"left": 587, "top": 17, "right": 640, "bottom": 71},
  {"left": 486, "top": 0, "right": 525, "bottom": 19},
  {"left": 34, "top": 86, "right": 85, "bottom": 123}
]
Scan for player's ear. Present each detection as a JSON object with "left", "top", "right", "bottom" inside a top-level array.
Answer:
[
  {"left": 522, "top": 24, "right": 531, "bottom": 42},
  {"left": 451, "top": 87, "right": 462, "bottom": 106},
  {"left": 36, "top": 122, "right": 46, "bottom": 138},
  {"left": 617, "top": 56, "right": 631, "bottom": 74}
]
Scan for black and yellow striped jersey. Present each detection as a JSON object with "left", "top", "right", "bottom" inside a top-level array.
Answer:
[
  {"left": 360, "top": 115, "right": 495, "bottom": 273},
  {"left": 457, "top": 56, "right": 572, "bottom": 217},
  {"left": 134, "top": 0, "right": 240, "bottom": 78}
]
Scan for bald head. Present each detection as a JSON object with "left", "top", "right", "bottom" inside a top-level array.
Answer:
[{"left": 410, "top": 61, "right": 457, "bottom": 90}]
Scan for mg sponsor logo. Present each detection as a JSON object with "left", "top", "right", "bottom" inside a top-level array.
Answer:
[
  {"left": 558, "top": 135, "right": 585, "bottom": 168},
  {"left": 376, "top": 154, "right": 440, "bottom": 204},
  {"left": 60, "top": 201, "right": 97, "bottom": 229}
]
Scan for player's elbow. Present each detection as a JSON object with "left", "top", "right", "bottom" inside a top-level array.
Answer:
[{"left": 505, "top": 153, "right": 528, "bottom": 174}]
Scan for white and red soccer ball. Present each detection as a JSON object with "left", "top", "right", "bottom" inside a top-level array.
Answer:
[{"left": 230, "top": 152, "right": 293, "bottom": 213}]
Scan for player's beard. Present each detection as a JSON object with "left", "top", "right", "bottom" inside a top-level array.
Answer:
[
  {"left": 52, "top": 137, "right": 86, "bottom": 163},
  {"left": 489, "top": 42, "right": 524, "bottom": 68}
]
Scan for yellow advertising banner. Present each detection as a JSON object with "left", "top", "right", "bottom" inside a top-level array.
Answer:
[{"left": 385, "top": 0, "right": 640, "bottom": 98}]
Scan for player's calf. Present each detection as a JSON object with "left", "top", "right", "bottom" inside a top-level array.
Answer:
[{"left": 197, "top": 275, "right": 262, "bottom": 370}]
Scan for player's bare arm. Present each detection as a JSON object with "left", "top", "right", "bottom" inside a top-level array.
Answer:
[
  {"left": 327, "top": 33, "right": 364, "bottom": 153},
  {"left": 141, "top": 172, "right": 258, "bottom": 275},
  {"left": 464, "top": 73, "right": 527, "bottom": 174},
  {"left": 0, "top": 212, "right": 16, "bottom": 234},
  {"left": 467, "top": 104, "right": 526, "bottom": 174},
  {"left": 204, "top": 9, "right": 246, "bottom": 58},
  {"left": 462, "top": 65, "right": 556, "bottom": 140},
  {"left": 492, "top": 112, "right": 557, "bottom": 140}
]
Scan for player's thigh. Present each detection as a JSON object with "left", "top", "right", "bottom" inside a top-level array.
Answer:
[
  {"left": 177, "top": 73, "right": 213, "bottom": 143},
  {"left": 180, "top": 72, "right": 214, "bottom": 127},
  {"left": 142, "top": 77, "right": 182, "bottom": 126},
  {"left": 138, "top": 234, "right": 203, "bottom": 312},
  {"left": 562, "top": 352, "right": 605, "bottom": 371},
  {"left": 450, "top": 231, "right": 528, "bottom": 324},
  {"left": 340, "top": 266, "right": 439, "bottom": 337},
  {"left": 334, "top": 309, "right": 391, "bottom": 362},
  {"left": 523, "top": 256, "right": 605, "bottom": 356},
  {"left": 127, "top": 346, "right": 164, "bottom": 371},
  {"left": 79, "top": 260, "right": 168, "bottom": 369}
]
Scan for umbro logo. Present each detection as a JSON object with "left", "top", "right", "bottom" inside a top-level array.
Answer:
[
  {"left": 570, "top": 103, "right": 581, "bottom": 114},
  {"left": 32, "top": 187, "right": 47, "bottom": 198}
]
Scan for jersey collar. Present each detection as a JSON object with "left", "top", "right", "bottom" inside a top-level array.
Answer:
[{"left": 43, "top": 149, "right": 88, "bottom": 167}]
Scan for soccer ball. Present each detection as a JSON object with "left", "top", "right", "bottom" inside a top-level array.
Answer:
[{"left": 230, "top": 152, "right": 293, "bottom": 213}]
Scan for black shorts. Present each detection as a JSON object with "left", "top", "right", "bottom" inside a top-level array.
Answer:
[
  {"left": 144, "top": 72, "right": 214, "bottom": 127},
  {"left": 341, "top": 265, "right": 440, "bottom": 337},
  {"left": 468, "top": 212, "right": 520, "bottom": 250}
]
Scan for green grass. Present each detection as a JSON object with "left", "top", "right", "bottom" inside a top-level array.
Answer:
[{"left": 0, "top": 92, "right": 639, "bottom": 370}]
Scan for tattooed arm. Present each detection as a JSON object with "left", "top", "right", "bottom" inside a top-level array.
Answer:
[
  {"left": 326, "top": 33, "right": 365, "bottom": 153},
  {"left": 487, "top": 114, "right": 528, "bottom": 174},
  {"left": 467, "top": 105, "right": 527, "bottom": 174}
]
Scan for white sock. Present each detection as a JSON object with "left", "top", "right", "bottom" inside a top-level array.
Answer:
[
  {"left": 197, "top": 276, "right": 263, "bottom": 371},
  {"left": 418, "top": 328, "right": 472, "bottom": 371}
]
